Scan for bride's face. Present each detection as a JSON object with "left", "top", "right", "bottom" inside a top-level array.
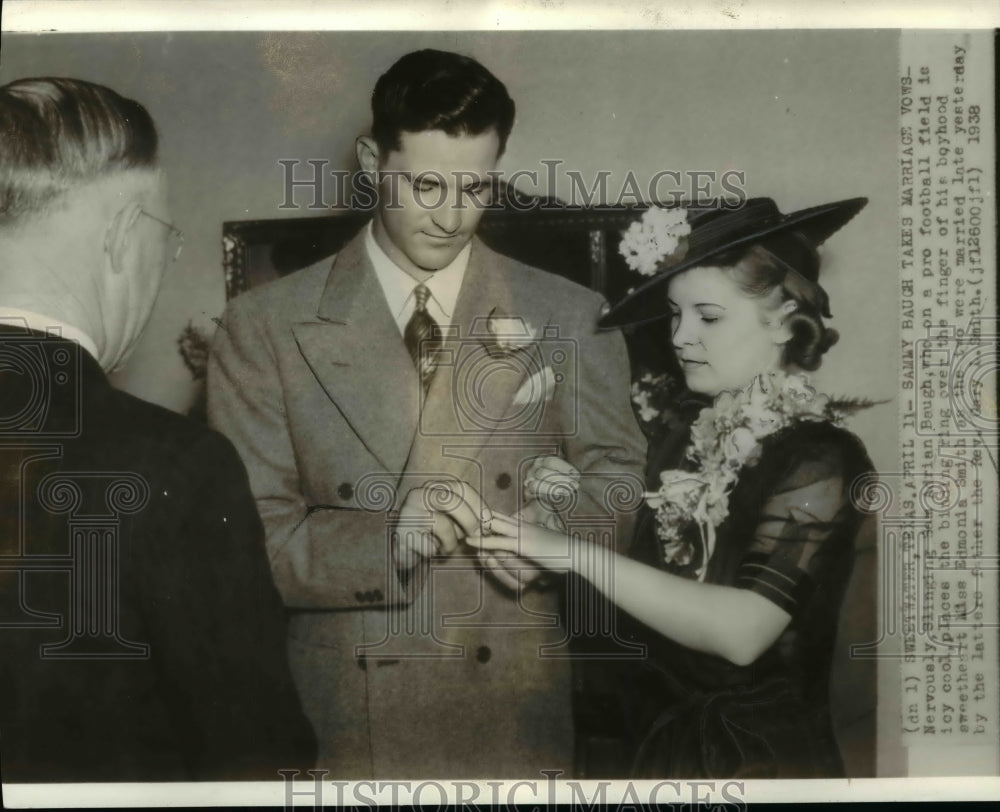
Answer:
[{"left": 667, "top": 265, "right": 792, "bottom": 397}]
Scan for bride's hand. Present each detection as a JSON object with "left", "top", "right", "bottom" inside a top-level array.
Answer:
[{"left": 470, "top": 511, "right": 576, "bottom": 572}]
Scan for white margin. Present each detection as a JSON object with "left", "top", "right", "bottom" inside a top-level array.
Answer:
[{"left": 2, "top": 0, "right": 1000, "bottom": 33}]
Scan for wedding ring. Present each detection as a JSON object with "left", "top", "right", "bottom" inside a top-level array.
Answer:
[{"left": 481, "top": 508, "right": 493, "bottom": 535}]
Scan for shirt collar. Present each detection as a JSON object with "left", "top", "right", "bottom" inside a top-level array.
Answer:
[
  {"left": 0, "top": 306, "right": 99, "bottom": 360},
  {"left": 364, "top": 221, "right": 470, "bottom": 324}
]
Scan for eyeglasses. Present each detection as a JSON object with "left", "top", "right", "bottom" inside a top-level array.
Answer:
[{"left": 140, "top": 209, "right": 185, "bottom": 262}]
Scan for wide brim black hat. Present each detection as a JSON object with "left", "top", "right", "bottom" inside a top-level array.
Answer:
[{"left": 598, "top": 196, "right": 868, "bottom": 328}]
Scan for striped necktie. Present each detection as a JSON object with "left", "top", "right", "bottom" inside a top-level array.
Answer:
[{"left": 404, "top": 283, "right": 441, "bottom": 392}]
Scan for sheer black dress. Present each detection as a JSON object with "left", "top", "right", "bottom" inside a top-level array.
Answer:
[{"left": 616, "top": 404, "right": 875, "bottom": 779}]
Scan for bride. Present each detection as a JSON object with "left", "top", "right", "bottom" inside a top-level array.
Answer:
[{"left": 444, "top": 196, "right": 877, "bottom": 778}]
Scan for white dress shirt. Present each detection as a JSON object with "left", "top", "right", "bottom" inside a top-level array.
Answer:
[
  {"left": 364, "top": 222, "right": 470, "bottom": 336},
  {"left": 0, "top": 306, "right": 99, "bottom": 360}
]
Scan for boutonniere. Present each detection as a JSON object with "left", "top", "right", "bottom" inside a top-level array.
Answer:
[
  {"left": 646, "top": 370, "right": 874, "bottom": 580},
  {"left": 482, "top": 307, "right": 538, "bottom": 357}
]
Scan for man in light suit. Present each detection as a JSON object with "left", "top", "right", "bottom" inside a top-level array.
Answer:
[{"left": 208, "top": 49, "right": 646, "bottom": 778}]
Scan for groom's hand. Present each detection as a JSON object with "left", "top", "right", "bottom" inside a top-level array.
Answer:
[
  {"left": 425, "top": 480, "right": 549, "bottom": 591},
  {"left": 392, "top": 483, "right": 484, "bottom": 569}
]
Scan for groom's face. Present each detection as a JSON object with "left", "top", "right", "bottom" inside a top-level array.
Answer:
[{"left": 371, "top": 128, "right": 499, "bottom": 276}]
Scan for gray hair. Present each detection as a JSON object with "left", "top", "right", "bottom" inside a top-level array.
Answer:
[{"left": 0, "top": 77, "right": 158, "bottom": 221}]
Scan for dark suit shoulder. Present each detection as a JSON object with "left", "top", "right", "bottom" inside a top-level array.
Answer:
[
  {"left": 88, "top": 384, "right": 246, "bottom": 480},
  {"left": 77, "top": 385, "right": 262, "bottom": 570}
]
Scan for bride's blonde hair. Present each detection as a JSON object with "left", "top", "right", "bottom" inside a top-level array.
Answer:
[{"left": 713, "top": 238, "right": 839, "bottom": 371}]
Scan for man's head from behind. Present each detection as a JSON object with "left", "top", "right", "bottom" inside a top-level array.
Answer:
[
  {"left": 357, "top": 49, "right": 515, "bottom": 278},
  {"left": 0, "top": 77, "right": 175, "bottom": 371}
]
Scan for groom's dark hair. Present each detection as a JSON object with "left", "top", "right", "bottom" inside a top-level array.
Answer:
[{"left": 370, "top": 49, "right": 515, "bottom": 157}]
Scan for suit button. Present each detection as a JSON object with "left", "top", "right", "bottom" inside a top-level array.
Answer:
[
  {"left": 476, "top": 645, "right": 491, "bottom": 664},
  {"left": 338, "top": 482, "right": 354, "bottom": 500},
  {"left": 373, "top": 589, "right": 384, "bottom": 601},
  {"left": 495, "top": 473, "right": 511, "bottom": 490},
  {"left": 355, "top": 591, "right": 366, "bottom": 603}
]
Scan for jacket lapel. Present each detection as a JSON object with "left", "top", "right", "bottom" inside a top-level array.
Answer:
[
  {"left": 291, "top": 231, "right": 420, "bottom": 475},
  {"left": 410, "top": 239, "right": 533, "bottom": 465}
]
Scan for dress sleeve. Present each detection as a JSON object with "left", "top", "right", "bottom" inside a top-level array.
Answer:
[{"left": 734, "top": 440, "right": 858, "bottom": 615}]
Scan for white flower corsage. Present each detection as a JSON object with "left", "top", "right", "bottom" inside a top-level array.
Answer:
[
  {"left": 619, "top": 206, "right": 691, "bottom": 276},
  {"left": 646, "top": 370, "right": 872, "bottom": 579}
]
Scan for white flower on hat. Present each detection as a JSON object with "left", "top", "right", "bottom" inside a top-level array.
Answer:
[{"left": 619, "top": 206, "right": 691, "bottom": 276}]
